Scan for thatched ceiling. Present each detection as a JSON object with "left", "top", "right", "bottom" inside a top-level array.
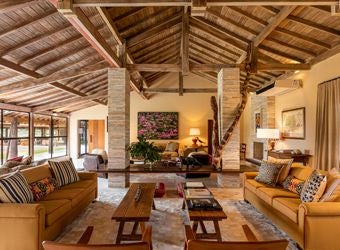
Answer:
[{"left": 0, "top": 0, "right": 339, "bottom": 113}]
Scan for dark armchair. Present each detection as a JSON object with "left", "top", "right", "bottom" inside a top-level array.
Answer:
[{"left": 83, "top": 153, "right": 107, "bottom": 178}]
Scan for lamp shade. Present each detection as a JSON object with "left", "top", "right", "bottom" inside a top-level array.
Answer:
[
  {"left": 257, "top": 128, "right": 280, "bottom": 139},
  {"left": 189, "top": 128, "right": 200, "bottom": 136}
]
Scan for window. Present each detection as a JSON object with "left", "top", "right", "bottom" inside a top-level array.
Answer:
[
  {"left": 33, "top": 114, "right": 68, "bottom": 161},
  {"left": 0, "top": 110, "right": 30, "bottom": 164}
]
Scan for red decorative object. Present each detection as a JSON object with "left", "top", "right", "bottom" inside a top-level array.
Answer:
[{"left": 154, "top": 182, "right": 165, "bottom": 198}]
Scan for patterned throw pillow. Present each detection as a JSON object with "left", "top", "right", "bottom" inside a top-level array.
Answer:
[
  {"left": 48, "top": 160, "right": 80, "bottom": 187},
  {"left": 21, "top": 155, "right": 33, "bottom": 165},
  {"left": 255, "top": 161, "right": 284, "bottom": 186},
  {"left": 29, "top": 177, "right": 58, "bottom": 201},
  {"left": 320, "top": 168, "right": 340, "bottom": 202},
  {"left": 300, "top": 170, "right": 327, "bottom": 202},
  {"left": 165, "top": 142, "right": 179, "bottom": 152},
  {"left": 282, "top": 175, "right": 305, "bottom": 194},
  {"left": 2, "top": 160, "right": 22, "bottom": 169},
  {"left": 0, "top": 171, "right": 34, "bottom": 203},
  {"left": 6, "top": 156, "right": 23, "bottom": 162},
  {"left": 267, "top": 156, "right": 294, "bottom": 184}
]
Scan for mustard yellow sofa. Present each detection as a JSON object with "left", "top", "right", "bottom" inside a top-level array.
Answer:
[
  {"left": 243, "top": 163, "right": 340, "bottom": 250},
  {"left": 0, "top": 164, "right": 97, "bottom": 250}
]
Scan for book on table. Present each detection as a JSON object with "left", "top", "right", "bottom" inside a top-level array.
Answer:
[
  {"left": 185, "top": 182, "right": 205, "bottom": 188},
  {"left": 186, "top": 198, "right": 223, "bottom": 211},
  {"left": 184, "top": 188, "right": 213, "bottom": 198}
]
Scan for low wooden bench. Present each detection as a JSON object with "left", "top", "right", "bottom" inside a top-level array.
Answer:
[{"left": 112, "top": 183, "right": 156, "bottom": 244}]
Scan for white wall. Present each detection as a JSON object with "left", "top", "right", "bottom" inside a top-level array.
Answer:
[
  {"left": 69, "top": 105, "right": 108, "bottom": 161},
  {"left": 69, "top": 73, "right": 216, "bottom": 159}
]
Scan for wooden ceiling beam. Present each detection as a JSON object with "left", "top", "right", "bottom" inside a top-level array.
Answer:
[
  {"left": 143, "top": 47, "right": 180, "bottom": 63},
  {"left": 136, "top": 40, "right": 180, "bottom": 62},
  {"left": 257, "top": 62, "right": 310, "bottom": 71},
  {"left": 0, "top": 9, "right": 57, "bottom": 39},
  {"left": 190, "top": 18, "right": 246, "bottom": 52},
  {"left": 127, "top": 63, "right": 310, "bottom": 72},
  {"left": 132, "top": 31, "right": 181, "bottom": 58},
  {"left": 111, "top": 7, "right": 145, "bottom": 22},
  {"left": 0, "top": 0, "right": 43, "bottom": 13},
  {"left": 97, "top": 6, "right": 151, "bottom": 89},
  {"left": 192, "top": 17, "right": 249, "bottom": 45},
  {"left": 259, "top": 45, "right": 306, "bottom": 63},
  {"left": 192, "top": 71, "right": 216, "bottom": 83},
  {"left": 286, "top": 15, "right": 340, "bottom": 36},
  {"left": 253, "top": 6, "right": 296, "bottom": 47},
  {"left": 34, "top": 45, "right": 92, "bottom": 71},
  {"left": 265, "top": 37, "right": 317, "bottom": 57},
  {"left": 0, "top": 61, "right": 108, "bottom": 93},
  {"left": 127, "top": 13, "right": 182, "bottom": 48},
  {"left": 190, "top": 46, "right": 228, "bottom": 64},
  {"left": 310, "top": 43, "right": 340, "bottom": 65},
  {"left": 181, "top": 9, "right": 190, "bottom": 75},
  {"left": 18, "top": 35, "right": 84, "bottom": 65},
  {"left": 144, "top": 88, "right": 216, "bottom": 93},
  {"left": 62, "top": 7, "right": 120, "bottom": 67},
  {"left": 0, "top": 25, "right": 73, "bottom": 57},
  {"left": 227, "top": 6, "right": 267, "bottom": 26},
  {"left": 73, "top": 0, "right": 338, "bottom": 7},
  {"left": 83, "top": 80, "right": 108, "bottom": 93},
  {"left": 190, "top": 40, "right": 236, "bottom": 62},
  {"left": 206, "top": 9, "right": 258, "bottom": 36},
  {"left": 275, "top": 27, "right": 332, "bottom": 49},
  {"left": 0, "top": 58, "right": 41, "bottom": 78},
  {"left": 189, "top": 32, "right": 240, "bottom": 58},
  {"left": 32, "top": 91, "right": 106, "bottom": 112},
  {"left": 119, "top": 7, "right": 173, "bottom": 37}
]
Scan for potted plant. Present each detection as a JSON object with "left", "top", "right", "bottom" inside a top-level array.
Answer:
[{"left": 128, "top": 136, "right": 161, "bottom": 167}]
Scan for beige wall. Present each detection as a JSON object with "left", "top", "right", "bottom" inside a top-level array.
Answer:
[
  {"left": 240, "top": 53, "right": 340, "bottom": 164},
  {"left": 70, "top": 73, "right": 216, "bottom": 159},
  {"left": 130, "top": 73, "right": 216, "bottom": 146},
  {"left": 275, "top": 53, "right": 340, "bottom": 161}
]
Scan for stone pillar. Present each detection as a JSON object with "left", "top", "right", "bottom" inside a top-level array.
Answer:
[
  {"left": 217, "top": 68, "right": 240, "bottom": 186},
  {"left": 107, "top": 68, "right": 130, "bottom": 188}
]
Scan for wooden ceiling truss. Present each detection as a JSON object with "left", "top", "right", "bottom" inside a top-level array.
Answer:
[{"left": 0, "top": 0, "right": 338, "bottom": 110}]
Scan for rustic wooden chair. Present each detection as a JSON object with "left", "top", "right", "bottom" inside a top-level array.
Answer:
[
  {"left": 42, "top": 226, "right": 152, "bottom": 250},
  {"left": 185, "top": 224, "right": 288, "bottom": 250}
]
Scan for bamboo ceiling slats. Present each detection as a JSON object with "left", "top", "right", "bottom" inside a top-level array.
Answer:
[{"left": 0, "top": 1, "right": 339, "bottom": 113}]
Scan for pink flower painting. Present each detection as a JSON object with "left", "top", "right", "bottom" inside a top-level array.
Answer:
[{"left": 137, "top": 112, "right": 178, "bottom": 139}]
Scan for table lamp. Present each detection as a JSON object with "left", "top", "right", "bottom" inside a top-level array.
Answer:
[
  {"left": 257, "top": 128, "right": 280, "bottom": 150},
  {"left": 189, "top": 128, "right": 200, "bottom": 147}
]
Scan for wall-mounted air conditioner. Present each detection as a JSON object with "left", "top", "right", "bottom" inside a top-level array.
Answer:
[{"left": 256, "top": 79, "right": 303, "bottom": 96}]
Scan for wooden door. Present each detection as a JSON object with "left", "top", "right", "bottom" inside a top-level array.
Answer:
[{"left": 87, "top": 120, "right": 105, "bottom": 153}]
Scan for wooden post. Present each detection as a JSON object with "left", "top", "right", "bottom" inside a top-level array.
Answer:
[{"left": 179, "top": 72, "right": 184, "bottom": 96}]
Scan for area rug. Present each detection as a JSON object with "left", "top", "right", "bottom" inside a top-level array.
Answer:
[{"left": 57, "top": 182, "right": 298, "bottom": 250}]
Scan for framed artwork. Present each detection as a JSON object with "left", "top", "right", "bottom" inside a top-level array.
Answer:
[
  {"left": 254, "top": 110, "right": 261, "bottom": 132},
  {"left": 282, "top": 107, "right": 305, "bottom": 139},
  {"left": 137, "top": 112, "right": 178, "bottom": 140}
]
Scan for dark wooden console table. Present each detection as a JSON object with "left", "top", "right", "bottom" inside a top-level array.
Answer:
[
  {"left": 268, "top": 151, "right": 311, "bottom": 166},
  {"left": 92, "top": 164, "right": 248, "bottom": 174}
]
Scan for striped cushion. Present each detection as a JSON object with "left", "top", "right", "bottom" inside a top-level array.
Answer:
[
  {"left": 48, "top": 160, "right": 80, "bottom": 187},
  {"left": 0, "top": 171, "right": 34, "bottom": 203}
]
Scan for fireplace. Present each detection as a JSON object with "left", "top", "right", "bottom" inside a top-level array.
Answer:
[{"left": 253, "top": 142, "right": 264, "bottom": 160}]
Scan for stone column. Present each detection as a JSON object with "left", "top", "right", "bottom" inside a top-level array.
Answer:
[
  {"left": 107, "top": 68, "right": 130, "bottom": 188},
  {"left": 217, "top": 68, "right": 240, "bottom": 186}
]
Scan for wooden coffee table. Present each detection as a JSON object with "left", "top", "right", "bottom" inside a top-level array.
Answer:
[
  {"left": 182, "top": 184, "right": 227, "bottom": 241},
  {"left": 111, "top": 183, "right": 156, "bottom": 243}
]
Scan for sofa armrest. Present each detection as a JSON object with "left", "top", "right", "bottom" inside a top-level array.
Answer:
[
  {"left": 244, "top": 172, "right": 258, "bottom": 179},
  {"left": 299, "top": 202, "right": 340, "bottom": 216},
  {"left": 0, "top": 203, "right": 45, "bottom": 250},
  {"left": 298, "top": 202, "right": 340, "bottom": 250},
  {"left": 0, "top": 203, "right": 45, "bottom": 218},
  {"left": 78, "top": 172, "right": 97, "bottom": 181}
]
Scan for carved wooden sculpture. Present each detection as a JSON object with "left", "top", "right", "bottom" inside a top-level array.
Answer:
[{"left": 211, "top": 73, "right": 250, "bottom": 169}]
